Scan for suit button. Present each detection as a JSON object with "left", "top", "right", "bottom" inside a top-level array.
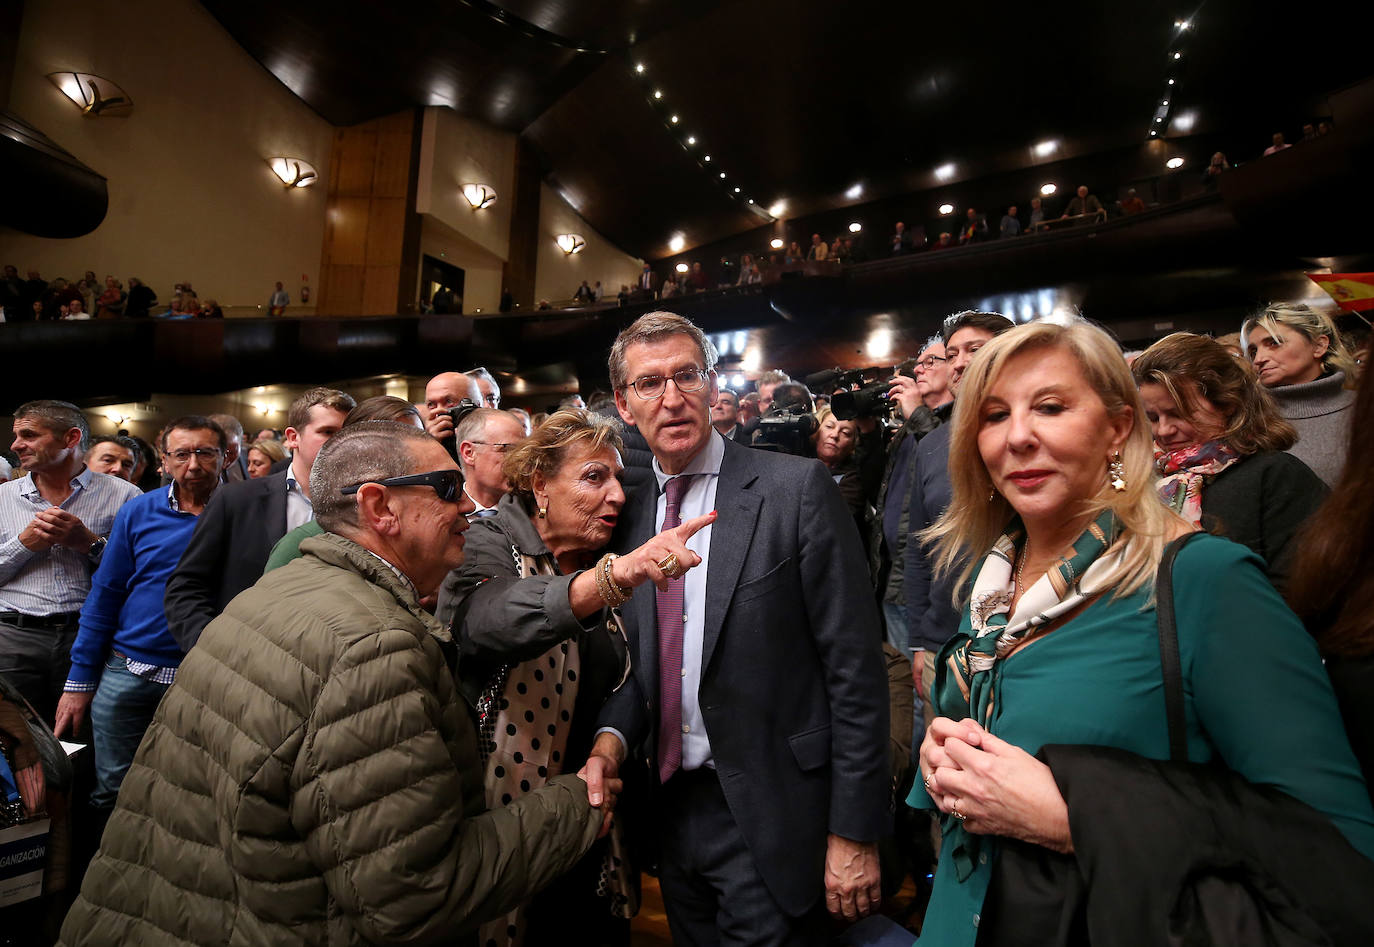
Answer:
[
  {"left": 681, "top": 724, "right": 690, "bottom": 733},
  {"left": 682, "top": 613, "right": 688, "bottom": 622},
  {"left": 680, "top": 668, "right": 687, "bottom": 677}
]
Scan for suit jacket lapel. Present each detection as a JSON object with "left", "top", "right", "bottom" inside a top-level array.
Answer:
[
  {"left": 622, "top": 476, "right": 661, "bottom": 711},
  {"left": 267, "top": 470, "right": 289, "bottom": 548},
  {"left": 702, "top": 442, "right": 761, "bottom": 673}
]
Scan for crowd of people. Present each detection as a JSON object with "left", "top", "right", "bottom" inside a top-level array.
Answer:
[
  {"left": 1, "top": 299, "right": 1372, "bottom": 945},
  {"left": 0, "top": 268, "right": 300, "bottom": 322}
]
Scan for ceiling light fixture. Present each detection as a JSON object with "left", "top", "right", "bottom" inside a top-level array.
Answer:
[
  {"left": 719, "top": 172, "right": 725, "bottom": 179},
  {"left": 267, "top": 157, "right": 319, "bottom": 188},
  {"left": 1168, "top": 78, "right": 1175, "bottom": 85},
  {"left": 1040, "top": 183, "right": 1057, "bottom": 196},
  {"left": 675, "top": 263, "right": 690, "bottom": 274},
  {"left": 1166, "top": 156, "right": 1185, "bottom": 169},
  {"left": 768, "top": 200, "right": 786, "bottom": 217},
  {"left": 635, "top": 63, "right": 645, "bottom": 73},
  {"left": 848, "top": 222, "right": 862, "bottom": 233},
  {"left": 687, "top": 135, "right": 696, "bottom": 145},
  {"left": 770, "top": 238, "right": 784, "bottom": 249},
  {"left": 1172, "top": 51, "right": 1182, "bottom": 60},
  {"left": 1033, "top": 139, "right": 1058, "bottom": 158},
  {"left": 733, "top": 186, "right": 740, "bottom": 193},
  {"left": 747, "top": 198, "right": 754, "bottom": 204},
  {"left": 669, "top": 233, "right": 686, "bottom": 253},
  {"left": 1161, "top": 99, "right": 1169, "bottom": 106},
  {"left": 845, "top": 183, "right": 864, "bottom": 200},
  {"left": 461, "top": 183, "right": 496, "bottom": 209},
  {"left": 938, "top": 203, "right": 954, "bottom": 215},
  {"left": 934, "top": 162, "right": 956, "bottom": 182},
  {"left": 704, "top": 154, "right": 711, "bottom": 162},
  {"left": 46, "top": 71, "right": 133, "bottom": 116},
  {"left": 670, "top": 114, "right": 679, "bottom": 124},
  {"left": 653, "top": 89, "right": 663, "bottom": 99},
  {"left": 555, "top": 233, "right": 586, "bottom": 254}
]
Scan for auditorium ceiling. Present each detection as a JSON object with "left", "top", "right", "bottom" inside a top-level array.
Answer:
[{"left": 201, "top": 0, "right": 1371, "bottom": 260}]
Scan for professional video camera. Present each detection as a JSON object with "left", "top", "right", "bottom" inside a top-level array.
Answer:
[
  {"left": 804, "top": 366, "right": 897, "bottom": 422},
  {"left": 752, "top": 405, "right": 819, "bottom": 456},
  {"left": 441, "top": 399, "right": 481, "bottom": 461}
]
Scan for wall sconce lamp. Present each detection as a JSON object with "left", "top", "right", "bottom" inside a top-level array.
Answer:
[
  {"left": 267, "top": 157, "right": 318, "bottom": 188},
  {"left": 47, "top": 72, "right": 133, "bottom": 116},
  {"left": 104, "top": 411, "right": 125, "bottom": 425},
  {"left": 556, "top": 233, "right": 586, "bottom": 254},
  {"left": 462, "top": 184, "right": 497, "bottom": 209}
]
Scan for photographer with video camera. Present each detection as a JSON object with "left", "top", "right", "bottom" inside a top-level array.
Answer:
[{"left": 750, "top": 381, "right": 818, "bottom": 456}]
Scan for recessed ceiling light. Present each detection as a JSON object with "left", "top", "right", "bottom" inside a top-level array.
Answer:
[
  {"left": 768, "top": 200, "right": 787, "bottom": 217},
  {"left": 720, "top": 172, "right": 725, "bottom": 179},
  {"left": 848, "top": 222, "right": 862, "bottom": 233},
  {"left": 675, "top": 263, "right": 689, "bottom": 273},
  {"left": 1149, "top": 130, "right": 1158, "bottom": 137},
  {"left": 1161, "top": 99, "right": 1169, "bottom": 106},
  {"left": 670, "top": 114, "right": 679, "bottom": 123},
  {"left": 687, "top": 136, "right": 696, "bottom": 145},
  {"left": 733, "top": 186, "right": 740, "bottom": 193},
  {"left": 1168, "top": 78, "right": 1176, "bottom": 85},
  {"left": 1166, "top": 156, "right": 1185, "bottom": 169},
  {"left": 1172, "top": 109, "right": 1197, "bottom": 132},
  {"left": 1155, "top": 117, "right": 1163, "bottom": 123},
  {"left": 770, "top": 238, "right": 784, "bottom": 249},
  {"left": 845, "top": 183, "right": 864, "bottom": 199},
  {"left": 635, "top": 63, "right": 645, "bottom": 74},
  {"left": 669, "top": 233, "right": 686, "bottom": 253},
  {"left": 1172, "top": 51, "right": 1182, "bottom": 60},
  {"left": 747, "top": 198, "right": 754, "bottom": 204},
  {"left": 938, "top": 203, "right": 954, "bottom": 215},
  {"left": 1040, "top": 183, "right": 1057, "bottom": 196},
  {"left": 934, "top": 162, "right": 956, "bottom": 182},
  {"left": 1033, "top": 139, "right": 1058, "bottom": 157},
  {"left": 653, "top": 89, "right": 663, "bottom": 99},
  {"left": 704, "top": 154, "right": 711, "bottom": 162}
]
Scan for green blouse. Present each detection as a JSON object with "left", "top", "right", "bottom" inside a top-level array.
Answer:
[{"left": 906, "top": 534, "right": 1374, "bottom": 946}]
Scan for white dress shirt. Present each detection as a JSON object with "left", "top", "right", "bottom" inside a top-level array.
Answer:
[
  {"left": 651, "top": 430, "right": 724, "bottom": 770},
  {"left": 284, "top": 467, "right": 313, "bottom": 532}
]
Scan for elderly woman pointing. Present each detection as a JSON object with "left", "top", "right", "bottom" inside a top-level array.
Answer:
[
  {"left": 437, "top": 409, "right": 713, "bottom": 947},
  {"left": 905, "top": 317, "right": 1374, "bottom": 945}
]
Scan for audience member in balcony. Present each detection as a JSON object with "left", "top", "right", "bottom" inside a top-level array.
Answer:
[
  {"left": 0, "top": 265, "right": 23, "bottom": 317},
  {"left": 636, "top": 262, "right": 658, "bottom": 297},
  {"left": 574, "top": 280, "right": 594, "bottom": 304},
  {"left": 1242, "top": 304, "right": 1358, "bottom": 487},
  {"left": 1132, "top": 333, "right": 1327, "bottom": 585},
  {"left": 831, "top": 238, "right": 851, "bottom": 264},
  {"left": 809, "top": 233, "right": 830, "bottom": 261},
  {"left": 1028, "top": 197, "right": 1045, "bottom": 231},
  {"left": 95, "top": 276, "right": 124, "bottom": 318},
  {"left": 267, "top": 280, "right": 289, "bottom": 316},
  {"left": 1318, "top": 120, "right": 1334, "bottom": 136},
  {"left": 1302, "top": 123, "right": 1317, "bottom": 142},
  {"left": 30, "top": 299, "right": 46, "bottom": 322},
  {"left": 959, "top": 208, "right": 989, "bottom": 245},
  {"left": 660, "top": 273, "right": 680, "bottom": 298},
  {"left": 45, "top": 277, "right": 82, "bottom": 319},
  {"left": 1263, "top": 132, "right": 1292, "bottom": 156},
  {"left": 198, "top": 299, "right": 223, "bottom": 319},
  {"left": 718, "top": 255, "right": 738, "bottom": 287},
  {"left": 891, "top": 222, "right": 911, "bottom": 256},
  {"left": 77, "top": 271, "right": 98, "bottom": 315},
  {"left": 1204, "top": 152, "right": 1231, "bottom": 188},
  {"left": 63, "top": 297, "right": 91, "bottom": 321},
  {"left": 124, "top": 277, "right": 155, "bottom": 318},
  {"left": 933, "top": 232, "right": 954, "bottom": 250},
  {"left": 500, "top": 287, "right": 515, "bottom": 312},
  {"left": 735, "top": 254, "right": 755, "bottom": 286},
  {"left": 85, "top": 436, "right": 138, "bottom": 482},
  {"left": 594, "top": 281, "right": 604, "bottom": 301},
  {"left": 1120, "top": 188, "right": 1146, "bottom": 215},
  {"left": 741, "top": 262, "right": 763, "bottom": 285},
  {"left": 688, "top": 261, "right": 710, "bottom": 292},
  {"left": 1062, "top": 184, "right": 1104, "bottom": 221},
  {"left": 999, "top": 206, "right": 1021, "bottom": 238},
  {"left": 245, "top": 437, "right": 286, "bottom": 479},
  {"left": 785, "top": 241, "right": 805, "bottom": 264}
]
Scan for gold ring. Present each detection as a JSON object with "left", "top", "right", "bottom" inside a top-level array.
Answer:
[
  {"left": 657, "top": 553, "right": 683, "bottom": 578},
  {"left": 923, "top": 773, "right": 933, "bottom": 792},
  {"left": 951, "top": 801, "right": 967, "bottom": 823}
]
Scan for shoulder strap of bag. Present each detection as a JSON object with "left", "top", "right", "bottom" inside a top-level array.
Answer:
[{"left": 1157, "top": 532, "right": 1203, "bottom": 763}]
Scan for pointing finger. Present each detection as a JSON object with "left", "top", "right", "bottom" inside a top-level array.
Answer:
[{"left": 672, "top": 510, "right": 717, "bottom": 541}]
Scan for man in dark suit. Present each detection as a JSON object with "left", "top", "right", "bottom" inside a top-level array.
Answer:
[
  {"left": 164, "top": 387, "right": 354, "bottom": 650},
  {"left": 583, "top": 312, "right": 889, "bottom": 944},
  {"left": 208, "top": 413, "right": 249, "bottom": 483},
  {"left": 710, "top": 388, "right": 750, "bottom": 445}
]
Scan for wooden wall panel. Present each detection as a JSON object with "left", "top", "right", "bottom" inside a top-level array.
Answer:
[{"left": 318, "top": 109, "right": 423, "bottom": 315}]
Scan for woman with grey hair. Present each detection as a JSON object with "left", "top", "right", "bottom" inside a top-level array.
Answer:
[{"left": 1241, "top": 303, "right": 1358, "bottom": 485}]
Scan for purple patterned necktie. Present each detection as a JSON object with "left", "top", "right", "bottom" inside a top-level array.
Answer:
[{"left": 656, "top": 474, "right": 693, "bottom": 783}]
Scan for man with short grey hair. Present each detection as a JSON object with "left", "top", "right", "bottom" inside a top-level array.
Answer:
[
  {"left": 465, "top": 367, "right": 501, "bottom": 409},
  {"left": 61, "top": 422, "right": 606, "bottom": 945},
  {"left": 1, "top": 400, "right": 141, "bottom": 720},
  {"left": 453, "top": 407, "right": 527, "bottom": 518}
]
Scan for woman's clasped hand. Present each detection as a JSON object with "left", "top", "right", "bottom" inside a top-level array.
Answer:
[{"left": 920, "top": 717, "right": 1072, "bottom": 853}]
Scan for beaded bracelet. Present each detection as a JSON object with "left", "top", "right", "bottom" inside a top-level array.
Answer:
[{"left": 595, "top": 552, "right": 633, "bottom": 607}]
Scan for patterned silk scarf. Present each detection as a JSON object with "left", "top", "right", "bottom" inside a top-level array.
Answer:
[
  {"left": 1154, "top": 440, "right": 1241, "bottom": 526},
  {"left": 935, "top": 509, "right": 1123, "bottom": 881}
]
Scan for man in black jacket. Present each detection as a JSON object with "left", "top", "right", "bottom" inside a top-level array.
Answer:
[{"left": 164, "top": 387, "right": 353, "bottom": 649}]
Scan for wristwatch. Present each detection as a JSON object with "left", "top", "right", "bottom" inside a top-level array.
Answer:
[{"left": 87, "top": 535, "right": 107, "bottom": 560}]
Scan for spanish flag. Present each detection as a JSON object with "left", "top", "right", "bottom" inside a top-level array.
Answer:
[{"left": 1308, "top": 273, "right": 1374, "bottom": 312}]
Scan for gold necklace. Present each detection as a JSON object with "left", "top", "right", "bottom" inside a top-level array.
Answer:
[{"left": 1015, "top": 537, "right": 1031, "bottom": 600}]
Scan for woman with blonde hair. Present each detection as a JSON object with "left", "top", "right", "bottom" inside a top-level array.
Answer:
[
  {"left": 905, "top": 316, "right": 1374, "bottom": 944},
  {"left": 1132, "top": 332, "right": 1326, "bottom": 584},
  {"left": 1242, "top": 302, "right": 1358, "bottom": 485}
]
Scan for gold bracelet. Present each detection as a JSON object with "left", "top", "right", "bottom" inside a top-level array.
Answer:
[
  {"left": 595, "top": 553, "right": 631, "bottom": 607},
  {"left": 603, "top": 553, "right": 633, "bottom": 601},
  {"left": 593, "top": 554, "right": 617, "bottom": 607}
]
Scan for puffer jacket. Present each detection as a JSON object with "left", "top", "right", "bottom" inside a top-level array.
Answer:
[{"left": 59, "top": 532, "right": 601, "bottom": 946}]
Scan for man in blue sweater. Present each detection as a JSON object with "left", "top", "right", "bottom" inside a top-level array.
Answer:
[{"left": 54, "top": 416, "right": 226, "bottom": 810}]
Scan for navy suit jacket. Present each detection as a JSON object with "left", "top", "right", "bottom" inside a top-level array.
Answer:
[
  {"left": 164, "top": 469, "right": 289, "bottom": 651},
  {"left": 599, "top": 436, "right": 889, "bottom": 915}
]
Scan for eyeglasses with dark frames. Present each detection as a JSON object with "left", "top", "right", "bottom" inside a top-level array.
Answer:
[
  {"left": 627, "top": 368, "right": 711, "bottom": 400},
  {"left": 916, "top": 355, "right": 947, "bottom": 369},
  {"left": 340, "top": 469, "right": 464, "bottom": 502},
  {"left": 164, "top": 447, "right": 223, "bottom": 464}
]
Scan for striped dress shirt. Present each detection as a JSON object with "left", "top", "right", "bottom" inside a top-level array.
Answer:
[{"left": 0, "top": 467, "right": 143, "bottom": 615}]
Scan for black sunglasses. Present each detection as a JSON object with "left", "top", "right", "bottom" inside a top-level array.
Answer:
[{"left": 340, "top": 469, "right": 464, "bottom": 502}]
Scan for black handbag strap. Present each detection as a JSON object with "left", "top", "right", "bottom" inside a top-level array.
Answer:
[{"left": 1156, "top": 532, "right": 1203, "bottom": 763}]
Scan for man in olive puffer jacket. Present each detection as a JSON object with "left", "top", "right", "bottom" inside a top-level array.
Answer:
[{"left": 60, "top": 423, "right": 604, "bottom": 946}]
